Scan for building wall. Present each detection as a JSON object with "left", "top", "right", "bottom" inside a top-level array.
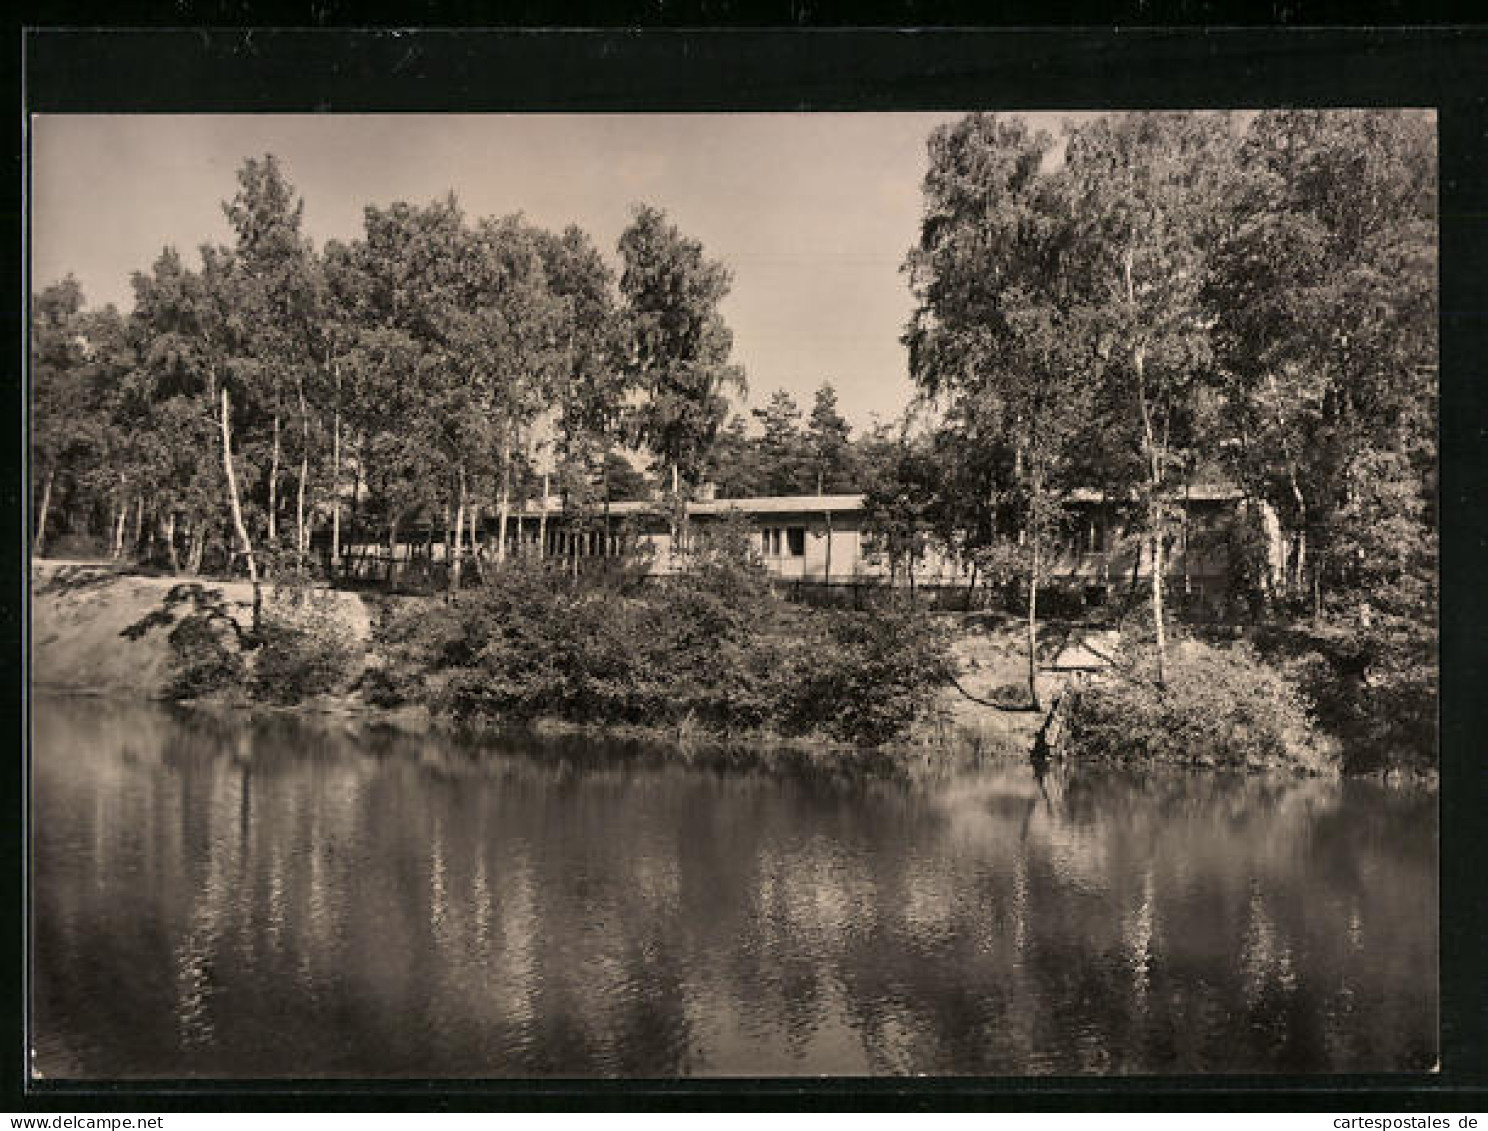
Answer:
[
  {"left": 753, "top": 518, "right": 865, "bottom": 581},
  {"left": 1037, "top": 497, "right": 1282, "bottom": 599},
  {"left": 365, "top": 494, "right": 1282, "bottom": 597},
  {"left": 632, "top": 514, "right": 871, "bottom": 581}
]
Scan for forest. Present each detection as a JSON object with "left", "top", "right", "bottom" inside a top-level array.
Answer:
[{"left": 31, "top": 110, "right": 1438, "bottom": 768}]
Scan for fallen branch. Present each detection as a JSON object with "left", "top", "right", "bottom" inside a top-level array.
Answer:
[{"left": 947, "top": 672, "right": 1040, "bottom": 713}]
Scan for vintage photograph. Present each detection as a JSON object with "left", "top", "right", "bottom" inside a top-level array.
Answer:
[{"left": 28, "top": 109, "right": 1438, "bottom": 1078}]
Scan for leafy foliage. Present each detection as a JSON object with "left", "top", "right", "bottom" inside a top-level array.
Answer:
[
  {"left": 1065, "top": 641, "right": 1333, "bottom": 774},
  {"left": 705, "top": 382, "right": 863, "bottom": 500},
  {"left": 1253, "top": 607, "right": 1437, "bottom": 776},
  {"left": 790, "top": 603, "right": 958, "bottom": 745},
  {"left": 858, "top": 427, "right": 939, "bottom": 583},
  {"left": 249, "top": 587, "right": 366, "bottom": 705},
  {"left": 368, "top": 539, "right": 954, "bottom": 747},
  {"left": 166, "top": 610, "right": 246, "bottom": 699},
  {"left": 620, "top": 204, "right": 745, "bottom": 501},
  {"left": 34, "top": 159, "right": 749, "bottom": 599},
  {"left": 895, "top": 109, "right": 1434, "bottom": 769}
]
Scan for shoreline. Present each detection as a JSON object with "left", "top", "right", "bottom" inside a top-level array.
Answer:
[
  {"left": 33, "top": 684, "right": 1438, "bottom": 788},
  {"left": 29, "top": 559, "right": 1435, "bottom": 785}
]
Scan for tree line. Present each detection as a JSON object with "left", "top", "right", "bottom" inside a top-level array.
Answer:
[
  {"left": 889, "top": 109, "right": 1435, "bottom": 704},
  {"left": 31, "top": 162, "right": 793, "bottom": 616},
  {"left": 32, "top": 154, "right": 927, "bottom": 600}
]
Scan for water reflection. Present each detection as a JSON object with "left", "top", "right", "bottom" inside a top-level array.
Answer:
[{"left": 32, "top": 695, "right": 1437, "bottom": 1078}]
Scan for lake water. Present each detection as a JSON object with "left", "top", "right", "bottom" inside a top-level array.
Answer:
[{"left": 31, "top": 694, "right": 1438, "bottom": 1078}]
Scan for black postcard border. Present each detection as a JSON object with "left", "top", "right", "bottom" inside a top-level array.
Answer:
[{"left": 7, "top": 21, "right": 1486, "bottom": 1112}]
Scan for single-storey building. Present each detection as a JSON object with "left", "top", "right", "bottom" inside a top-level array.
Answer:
[
  {"left": 337, "top": 483, "right": 1282, "bottom": 604},
  {"left": 493, "top": 483, "right": 1283, "bottom": 599}
]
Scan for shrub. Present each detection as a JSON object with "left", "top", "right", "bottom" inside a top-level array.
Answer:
[
  {"left": 983, "top": 681, "right": 1036, "bottom": 709},
  {"left": 363, "top": 597, "right": 474, "bottom": 708},
  {"left": 1270, "top": 611, "right": 1436, "bottom": 776},
  {"left": 365, "top": 549, "right": 957, "bottom": 747},
  {"left": 166, "top": 611, "right": 246, "bottom": 698},
  {"left": 41, "top": 532, "right": 113, "bottom": 561},
  {"left": 249, "top": 588, "right": 364, "bottom": 705},
  {"left": 1065, "top": 639, "right": 1333, "bottom": 773},
  {"left": 792, "top": 604, "right": 957, "bottom": 745}
]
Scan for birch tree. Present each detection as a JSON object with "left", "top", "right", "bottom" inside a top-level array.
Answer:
[
  {"left": 905, "top": 113, "right": 1092, "bottom": 706},
  {"left": 223, "top": 155, "right": 325, "bottom": 573},
  {"left": 1206, "top": 110, "right": 1437, "bottom": 615},
  {"left": 30, "top": 277, "right": 93, "bottom": 555},
  {"left": 457, "top": 215, "right": 569, "bottom": 572},
  {"left": 131, "top": 245, "right": 264, "bottom": 623},
  {"left": 343, "top": 198, "right": 468, "bottom": 585},
  {"left": 537, "top": 224, "right": 628, "bottom": 559},
  {"left": 619, "top": 204, "right": 745, "bottom": 548},
  {"left": 1059, "top": 112, "right": 1233, "bottom": 685}
]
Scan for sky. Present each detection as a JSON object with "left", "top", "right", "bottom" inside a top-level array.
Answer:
[{"left": 30, "top": 112, "right": 1082, "bottom": 431}]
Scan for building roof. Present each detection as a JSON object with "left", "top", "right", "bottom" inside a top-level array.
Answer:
[
  {"left": 506, "top": 484, "right": 1243, "bottom": 520},
  {"left": 509, "top": 493, "right": 867, "bottom": 519},
  {"left": 694, "top": 494, "right": 867, "bottom": 516}
]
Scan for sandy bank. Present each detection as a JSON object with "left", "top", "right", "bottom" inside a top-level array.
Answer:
[{"left": 30, "top": 559, "right": 372, "bottom": 699}]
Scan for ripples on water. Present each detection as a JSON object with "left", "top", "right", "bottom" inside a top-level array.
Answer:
[{"left": 31, "top": 695, "right": 1438, "bottom": 1078}]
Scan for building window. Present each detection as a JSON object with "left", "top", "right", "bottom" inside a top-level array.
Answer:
[{"left": 786, "top": 526, "right": 806, "bottom": 557}]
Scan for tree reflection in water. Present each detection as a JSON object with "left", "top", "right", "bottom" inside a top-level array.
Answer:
[{"left": 32, "top": 695, "right": 1437, "bottom": 1078}]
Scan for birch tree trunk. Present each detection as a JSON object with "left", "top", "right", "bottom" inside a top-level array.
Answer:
[
  {"left": 1027, "top": 463, "right": 1043, "bottom": 711},
  {"left": 296, "top": 377, "right": 309, "bottom": 573},
  {"left": 347, "top": 447, "right": 363, "bottom": 581},
  {"left": 470, "top": 501, "right": 487, "bottom": 584},
  {"left": 1127, "top": 247, "right": 1168, "bottom": 687},
  {"left": 670, "top": 462, "right": 682, "bottom": 557},
  {"left": 296, "top": 464, "right": 308, "bottom": 570},
  {"left": 1181, "top": 480, "right": 1192, "bottom": 597},
  {"left": 268, "top": 411, "right": 280, "bottom": 546},
  {"left": 449, "top": 470, "right": 466, "bottom": 596},
  {"left": 33, "top": 470, "right": 53, "bottom": 556},
  {"left": 1137, "top": 383, "right": 1169, "bottom": 686},
  {"left": 165, "top": 511, "right": 180, "bottom": 574},
  {"left": 187, "top": 521, "right": 205, "bottom": 574},
  {"left": 1264, "top": 371, "right": 1311, "bottom": 605},
  {"left": 387, "top": 513, "right": 400, "bottom": 589},
  {"left": 496, "top": 435, "right": 512, "bottom": 564},
  {"left": 219, "top": 384, "right": 262, "bottom": 630},
  {"left": 538, "top": 472, "right": 549, "bottom": 562},
  {"left": 602, "top": 444, "right": 613, "bottom": 561},
  {"left": 111, "top": 490, "right": 127, "bottom": 559},
  {"left": 1293, "top": 529, "right": 1308, "bottom": 602},
  {"left": 1149, "top": 522, "right": 1168, "bottom": 683},
  {"left": 331, "top": 395, "right": 341, "bottom": 570}
]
